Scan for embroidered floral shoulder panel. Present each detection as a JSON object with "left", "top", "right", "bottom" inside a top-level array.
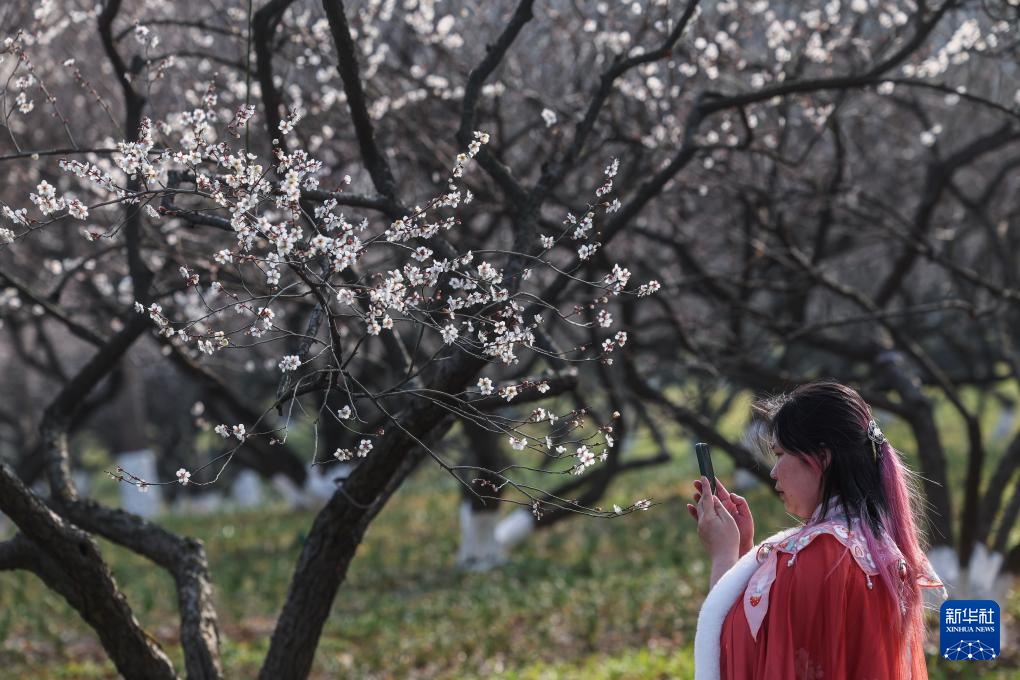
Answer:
[{"left": 741, "top": 517, "right": 944, "bottom": 641}]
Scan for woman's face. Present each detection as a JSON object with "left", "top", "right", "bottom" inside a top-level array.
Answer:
[{"left": 770, "top": 443, "right": 825, "bottom": 519}]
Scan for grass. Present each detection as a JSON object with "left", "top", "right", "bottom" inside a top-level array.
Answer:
[{"left": 3, "top": 390, "right": 1020, "bottom": 677}]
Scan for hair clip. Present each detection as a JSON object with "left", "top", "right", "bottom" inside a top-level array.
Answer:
[
  {"left": 867, "top": 419, "right": 886, "bottom": 445},
  {"left": 867, "top": 419, "right": 886, "bottom": 461}
]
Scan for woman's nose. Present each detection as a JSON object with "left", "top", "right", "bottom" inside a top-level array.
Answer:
[{"left": 769, "top": 464, "right": 778, "bottom": 480}]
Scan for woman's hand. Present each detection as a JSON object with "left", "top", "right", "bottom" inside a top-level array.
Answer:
[
  {"left": 690, "top": 476, "right": 740, "bottom": 563},
  {"left": 687, "top": 478, "right": 755, "bottom": 557}
]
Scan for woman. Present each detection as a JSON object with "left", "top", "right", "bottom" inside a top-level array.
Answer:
[{"left": 689, "top": 381, "right": 946, "bottom": 679}]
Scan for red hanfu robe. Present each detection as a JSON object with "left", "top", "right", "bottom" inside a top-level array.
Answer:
[
  {"left": 719, "top": 533, "right": 927, "bottom": 679},
  {"left": 694, "top": 514, "right": 945, "bottom": 680}
]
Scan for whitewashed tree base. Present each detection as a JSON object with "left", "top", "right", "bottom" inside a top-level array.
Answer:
[
  {"left": 272, "top": 474, "right": 310, "bottom": 508},
  {"left": 732, "top": 468, "right": 761, "bottom": 492},
  {"left": 993, "top": 407, "right": 1016, "bottom": 441},
  {"left": 304, "top": 472, "right": 339, "bottom": 501},
  {"left": 117, "top": 449, "right": 163, "bottom": 517},
  {"left": 495, "top": 507, "right": 536, "bottom": 551},
  {"left": 72, "top": 470, "right": 92, "bottom": 498},
  {"left": 173, "top": 492, "right": 225, "bottom": 515},
  {"left": 456, "top": 502, "right": 506, "bottom": 571},
  {"left": 271, "top": 472, "right": 341, "bottom": 509},
  {"left": 231, "top": 470, "right": 264, "bottom": 508},
  {"left": 927, "top": 545, "right": 1013, "bottom": 649}
]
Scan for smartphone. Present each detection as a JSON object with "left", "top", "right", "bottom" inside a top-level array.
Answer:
[{"left": 694, "top": 442, "right": 717, "bottom": 495}]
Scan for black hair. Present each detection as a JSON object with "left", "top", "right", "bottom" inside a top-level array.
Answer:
[{"left": 754, "top": 380, "right": 887, "bottom": 534}]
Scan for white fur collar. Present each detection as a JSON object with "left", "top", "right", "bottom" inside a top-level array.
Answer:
[{"left": 693, "top": 528, "right": 800, "bottom": 680}]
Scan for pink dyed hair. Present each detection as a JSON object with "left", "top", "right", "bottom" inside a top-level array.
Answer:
[{"left": 755, "top": 381, "right": 932, "bottom": 661}]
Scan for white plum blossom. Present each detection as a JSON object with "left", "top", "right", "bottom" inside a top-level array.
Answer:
[
  {"left": 2, "top": 206, "right": 28, "bottom": 226},
  {"left": 179, "top": 266, "right": 199, "bottom": 286},
  {"left": 499, "top": 384, "right": 518, "bottom": 402},
  {"left": 634, "top": 499, "right": 652, "bottom": 511},
  {"left": 920, "top": 129, "right": 937, "bottom": 147},
  {"left": 30, "top": 180, "right": 64, "bottom": 215},
  {"left": 336, "top": 288, "right": 356, "bottom": 306},
  {"left": 453, "top": 130, "right": 490, "bottom": 177},
  {"left": 15, "top": 91, "right": 33, "bottom": 114},
  {"left": 133, "top": 24, "right": 158, "bottom": 48},
  {"left": 440, "top": 323, "right": 459, "bottom": 345},
  {"left": 0, "top": 228, "right": 14, "bottom": 244},
  {"left": 540, "top": 234, "right": 555, "bottom": 249},
  {"left": 67, "top": 199, "right": 88, "bottom": 220},
  {"left": 279, "top": 355, "right": 301, "bottom": 372},
  {"left": 605, "top": 264, "right": 632, "bottom": 294},
  {"left": 337, "top": 405, "right": 352, "bottom": 420},
  {"left": 477, "top": 377, "right": 493, "bottom": 395},
  {"left": 357, "top": 439, "right": 373, "bottom": 457},
  {"left": 615, "top": 331, "right": 628, "bottom": 346},
  {"left": 508, "top": 436, "right": 526, "bottom": 451},
  {"left": 476, "top": 261, "right": 499, "bottom": 282},
  {"left": 214, "top": 424, "right": 230, "bottom": 438},
  {"left": 226, "top": 104, "right": 256, "bottom": 136},
  {"left": 636, "top": 280, "right": 661, "bottom": 297},
  {"left": 574, "top": 445, "right": 596, "bottom": 474},
  {"left": 334, "top": 448, "right": 352, "bottom": 461},
  {"left": 597, "top": 310, "right": 613, "bottom": 328},
  {"left": 176, "top": 468, "right": 191, "bottom": 485},
  {"left": 231, "top": 424, "right": 246, "bottom": 441},
  {"left": 412, "top": 246, "right": 433, "bottom": 262},
  {"left": 541, "top": 108, "right": 557, "bottom": 127},
  {"left": 278, "top": 110, "right": 301, "bottom": 135}
]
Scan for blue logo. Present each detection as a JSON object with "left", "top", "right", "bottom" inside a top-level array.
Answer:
[{"left": 940, "top": 600, "right": 1000, "bottom": 661}]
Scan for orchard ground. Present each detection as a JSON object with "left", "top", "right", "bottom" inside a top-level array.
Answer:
[{"left": 2, "top": 393, "right": 1019, "bottom": 679}]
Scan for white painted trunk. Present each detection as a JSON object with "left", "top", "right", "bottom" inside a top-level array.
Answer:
[
  {"left": 495, "top": 507, "right": 536, "bottom": 551},
  {"left": 732, "top": 467, "right": 761, "bottom": 492},
  {"left": 304, "top": 472, "right": 339, "bottom": 501},
  {"left": 456, "top": 502, "right": 507, "bottom": 571},
  {"left": 271, "top": 472, "right": 341, "bottom": 509},
  {"left": 231, "top": 470, "right": 264, "bottom": 508},
  {"left": 173, "top": 492, "right": 225, "bottom": 515},
  {"left": 993, "top": 407, "right": 1016, "bottom": 441},
  {"left": 72, "top": 470, "right": 92, "bottom": 498},
  {"left": 271, "top": 474, "right": 310, "bottom": 508},
  {"left": 116, "top": 449, "right": 163, "bottom": 517},
  {"left": 926, "top": 545, "right": 1013, "bottom": 649}
]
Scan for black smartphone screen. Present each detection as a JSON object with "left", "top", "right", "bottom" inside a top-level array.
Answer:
[{"left": 695, "top": 442, "right": 717, "bottom": 494}]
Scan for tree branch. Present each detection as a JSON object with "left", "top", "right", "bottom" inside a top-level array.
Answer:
[{"left": 0, "top": 463, "right": 177, "bottom": 679}]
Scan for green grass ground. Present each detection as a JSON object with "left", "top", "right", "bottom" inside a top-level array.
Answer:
[{"left": 2, "top": 450, "right": 1019, "bottom": 679}]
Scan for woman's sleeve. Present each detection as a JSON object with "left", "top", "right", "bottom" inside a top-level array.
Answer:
[{"left": 757, "top": 534, "right": 906, "bottom": 680}]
